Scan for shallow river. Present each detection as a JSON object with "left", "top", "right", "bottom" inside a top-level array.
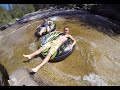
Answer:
[{"left": 0, "top": 12, "right": 120, "bottom": 86}]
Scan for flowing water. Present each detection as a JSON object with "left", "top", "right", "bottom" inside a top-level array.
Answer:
[{"left": 0, "top": 12, "right": 120, "bottom": 86}]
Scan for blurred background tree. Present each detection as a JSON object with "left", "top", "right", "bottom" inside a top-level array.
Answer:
[{"left": 0, "top": 4, "right": 98, "bottom": 25}]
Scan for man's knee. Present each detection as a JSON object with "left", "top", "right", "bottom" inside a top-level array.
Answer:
[
  {"left": 40, "top": 47, "right": 45, "bottom": 51},
  {"left": 46, "top": 27, "right": 50, "bottom": 31},
  {"left": 47, "top": 51, "right": 52, "bottom": 57}
]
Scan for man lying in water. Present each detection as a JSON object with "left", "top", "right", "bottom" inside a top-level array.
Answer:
[
  {"left": 37, "top": 17, "right": 54, "bottom": 36},
  {"left": 23, "top": 26, "right": 76, "bottom": 73}
]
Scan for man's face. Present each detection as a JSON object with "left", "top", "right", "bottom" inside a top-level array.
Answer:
[
  {"left": 43, "top": 18, "right": 47, "bottom": 22},
  {"left": 64, "top": 28, "right": 69, "bottom": 33}
]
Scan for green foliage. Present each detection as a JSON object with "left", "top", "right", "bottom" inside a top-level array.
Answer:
[
  {"left": 9, "top": 4, "right": 35, "bottom": 19},
  {"left": 33, "top": 4, "right": 53, "bottom": 11},
  {"left": 0, "top": 4, "right": 36, "bottom": 25},
  {"left": 67, "top": 4, "right": 76, "bottom": 8},
  {"left": 0, "top": 4, "right": 92, "bottom": 25},
  {"left": 0, "top": 6, "right": 12, "bottom": 25},
  {"left": 0, "top": 4, "right": 79, "bottom": 25}
]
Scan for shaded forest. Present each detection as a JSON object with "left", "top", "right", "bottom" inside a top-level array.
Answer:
[
  {"left": 1, "top": 4, "right": 120, "bottom": 28},
  {"left": 0, "top": 4, "right": 98, "bottom": 25}
]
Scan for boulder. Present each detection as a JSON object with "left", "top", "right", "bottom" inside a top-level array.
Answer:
[{"left": 8, "top": 68, "right": 39, "bottom": 86}]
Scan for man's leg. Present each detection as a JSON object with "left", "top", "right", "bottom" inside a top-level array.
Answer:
[
  {"left": 31, "top": 51, "right": 52, "bottom": 72},
  {"left": 23, "top": 47, "right": 43, "bottom": 59},
  {"left": 39, "top": 27, "right": 46, "bottom": 36},
  {"left": 46, "top": 26, "right": 50, "bottom": 32},
  {"left": 23, "top": 42, "right": 51, "bottom": 59},
  {"left": 31, "top": 43, "right": 59, "bottom": 73}
]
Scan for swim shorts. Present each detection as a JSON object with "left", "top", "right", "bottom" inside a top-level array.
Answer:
[{"left": 41, "top": 40, "right": 61, "bottom": 55}]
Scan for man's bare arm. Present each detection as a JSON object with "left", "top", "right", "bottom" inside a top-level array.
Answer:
[
  {"left": 36, "top": 24, "right": 41, "bottom": 29},
  {"left": 68, "top": 35, "right": 76, "bottom": 47}
]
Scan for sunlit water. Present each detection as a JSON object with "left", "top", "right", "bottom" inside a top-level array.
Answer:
[{"left": 0, "top": 13, "right": 120, "bottom": 86}]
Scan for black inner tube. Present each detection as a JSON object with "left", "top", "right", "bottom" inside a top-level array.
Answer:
[{"left": 40, "top": 31, "right": 75, "bottom": 62}]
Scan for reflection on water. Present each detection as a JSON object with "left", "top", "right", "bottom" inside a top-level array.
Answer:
[
  {"left": 49, "top": 16, "right": 62, "bottom": 21},
  {"left": 0, "top": 13, "right": 120, "bottom": 86}
]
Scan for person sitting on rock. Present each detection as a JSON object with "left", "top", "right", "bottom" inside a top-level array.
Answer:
[
  {"left": 23, "top": 26, "right": 76, "bottom": 73},
  {"left": 37, "top": 18, "right": 54, "bottom": 36}
]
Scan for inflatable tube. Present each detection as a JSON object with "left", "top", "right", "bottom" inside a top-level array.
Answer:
[
  {"left": 37, "top": 24, "right": 56, "bottom": 36},
  {"left": 40, "top": 31, "right": 75, "bottom": 62}
]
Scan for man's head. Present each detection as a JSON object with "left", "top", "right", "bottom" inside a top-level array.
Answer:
[
  {"left": 43, "top": 18, "right": 48, "bottom": 22},
  {"left": 64, "top": 26, "right": 70, "bottom": 34}
]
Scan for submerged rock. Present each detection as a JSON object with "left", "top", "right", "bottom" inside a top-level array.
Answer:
[{"left": 8, "top": 68, "right": 39, "bottom": 86}]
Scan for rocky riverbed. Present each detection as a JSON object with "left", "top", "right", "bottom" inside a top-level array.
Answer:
[{"left": 0, "top": 10, "right": 120, "bottom": 86}]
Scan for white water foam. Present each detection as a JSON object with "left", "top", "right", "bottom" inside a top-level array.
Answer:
[
  {"left": 83, "top": 73, "right": 108, "bottom": 86},
  {"left": 49, "top": 16, "right": 61, "bottom": 21}
]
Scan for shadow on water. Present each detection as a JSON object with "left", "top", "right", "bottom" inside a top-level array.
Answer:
[
  {"left": 45, "top": 10, "right": 120, "bottom": 36},
  {"left": 63, "top": 15, "right": 120, "bottom": 36},
  {"left": 0, "top": 64, "right": 9, "bottom": 86},
  {"left": 34, "top": 30, "right": 41, "bottom": 42}
]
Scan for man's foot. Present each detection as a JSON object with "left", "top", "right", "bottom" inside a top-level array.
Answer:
[
  {"left": 23, "top": 54, "right": 32, "bottom": 59},
  {"left": 26, "top": 69, "right": 36, "bottom": 75},
  {"left": 31, "top": 68, "right": 39, "bottom": 73}
]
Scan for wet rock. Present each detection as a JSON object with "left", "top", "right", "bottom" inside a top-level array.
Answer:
[
  {"left": 8, "top": 68, "right": 39, "bottom": 86},
  {"left": 0, "top": 24, "right": 9, "bottom": 31},
  {"left": 0, "top": 64, "right": 9, "bottom": 86},
  {"left": 89, "top": 4, "right": 120, "bottom": 22},
  {"left": 17, "top": 9, "right": 87, "bottom": 24}
]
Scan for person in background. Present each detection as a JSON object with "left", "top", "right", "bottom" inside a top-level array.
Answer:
[{"left": 37, "top": 18, "right": 54, "bottom": 36}]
